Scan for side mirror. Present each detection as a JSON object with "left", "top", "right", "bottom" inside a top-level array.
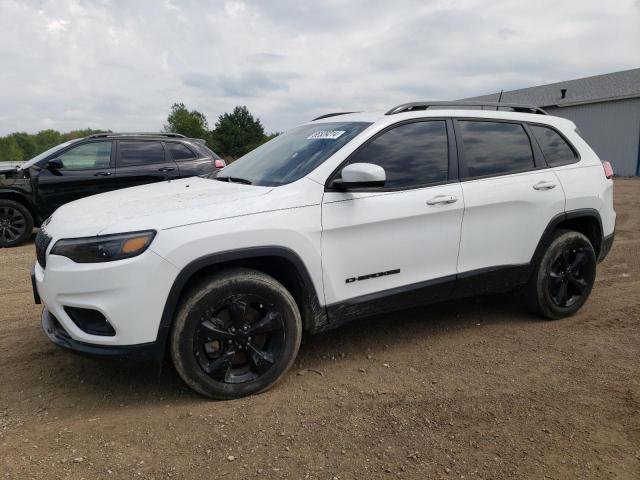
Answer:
[
  {"left": 332, "top": 163, "right": 386, "bottom": 189},
  {"left": 47, "top": 158, "right": 64, "bottom": 170}
]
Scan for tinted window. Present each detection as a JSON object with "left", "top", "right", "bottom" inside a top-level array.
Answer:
[
  {"left": 199, "top": 144, "right": 220, "bottom": 159},
  {"left": 167, "top": 142, "right": 196, "bottom": 161},
  {"left": 119, "top": 141, "right": 165, "bottom": 167},
  {"left": 57, "top": 142, "right": 112, "bottom": 170},
  {"left": 530, "top": 125, "right": 577, "bottom": 166},
  {"left": 345, "top": 121, "right": 448, "bottom": 188},
  {"left": 459, "top": 121, "right": 535, "bottom": 177},
  {"left": 219, "top": 122, "right": 371, "bottom": 186}
]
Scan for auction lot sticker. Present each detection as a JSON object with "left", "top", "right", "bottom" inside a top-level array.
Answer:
[{"left": 307, "top": 130, "right": 346, "bottom": 140}]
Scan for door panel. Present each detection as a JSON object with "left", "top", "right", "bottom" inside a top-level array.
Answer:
[
  {"left": 115, "top": 140, "right": 179, "bottom": 188},
  {"left": 321, "top": 119, "right": 463, "bottom": 308},
  {"left": 321, "top": 183, "right": 464, "bottom": 305},
  {"left": 457, "top": 170, "right": 565, "bottom": 273},
  {"left": 35, "top": 141, "right": 116, "bottom": 217},
  {"left": 454, "top": 118, "right": 566, "bottom": 274}
]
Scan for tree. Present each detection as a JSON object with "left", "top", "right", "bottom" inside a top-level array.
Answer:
[
  {"left": 210, "top": 106, "right": 266, "bottom": 158},
  {"left": 62, "top": 128, "right": 106, "bottom": 142},
  {"left": 8, "top": 132, "right": 36, "bottom": 159},
  {"left": 164, "top": 102, "right": 209, "bottom": 140},
  {"left": 0, "top": 136, "right": 24, "bottom": 162},
  {"left": 33, "top": 129, "right": 62, "bottom": 153},
  {"left": 0, "top": 128, "right": 109, "bottom": 163}
]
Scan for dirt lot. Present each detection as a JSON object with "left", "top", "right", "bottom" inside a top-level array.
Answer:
[{"left": 1, "top": 179, "right": 638, "bottom": 479}]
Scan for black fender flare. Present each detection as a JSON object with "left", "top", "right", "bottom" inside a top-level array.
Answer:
[
  {"left": 0, "top": 188, "right": 41, "bottom": 225},
  {"left": 530, "top": 208, "right": 604, "bottom": 268},
  {"left": 152, "top": 246, "right": 327, "bottom": 363}
]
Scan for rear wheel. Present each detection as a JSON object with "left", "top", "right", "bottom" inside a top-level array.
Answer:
[
  {"left": 526, "top": 230, "right": 597, "bottom": 319},
  {"left": 170, "top": 268, "right": 302, "bottom": 399},
  {"left": 0, "top": 200, "right": 34, "bottom": 247}
]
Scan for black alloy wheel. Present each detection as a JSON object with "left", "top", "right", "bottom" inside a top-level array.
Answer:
[
  {"left": 526, "top": 229, "right": 597, "bottom": 319},
  {"left": 0, "top": 200, "right": 34, "bottom": 247},
  {"left": 171, "top": 268, "right": 302, "bottom": 399},
  {"left": 194, "top": 294, "right": 285, "bottom": 384},
  {"left": 0, "top": 205, "right": 26, "bottom": 243},
  {"left": 547, "top": 246, "right": 593, "bottom": 308}
]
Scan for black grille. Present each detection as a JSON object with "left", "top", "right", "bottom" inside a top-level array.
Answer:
[{"left": 35, "top": 229, "right": 52, "bottom": 268}]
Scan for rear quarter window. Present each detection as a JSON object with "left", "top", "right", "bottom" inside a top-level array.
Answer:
[
  {"left": 529, "top": 125, "right": 578, "bottom": 167},
  {"left": 166, "top": 142, "right": 197, "bottom": 161}
]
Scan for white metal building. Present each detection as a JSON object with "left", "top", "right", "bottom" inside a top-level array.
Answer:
[{"left": 464, "top": 68, "right": 640, "bottom": 176}]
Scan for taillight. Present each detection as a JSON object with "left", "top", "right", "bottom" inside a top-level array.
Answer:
[
  {"left": 602, "top": 161, "right": 614, "bottom": 179},
  {"left": 214, "top": 159, "right": 226, "bottom": 169}
]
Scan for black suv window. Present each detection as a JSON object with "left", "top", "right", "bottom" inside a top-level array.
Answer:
[
  {"left": 118, "top": 141, "right": 165, "bottom": 167},
  {"left": 530, "top": 125, "right": 577, "bottom": 166},
  {"left": 345, "top": 121, "right": 449, "bottom": 188},
  {"left": 458, "top": 121, "right": 534, "bottom": 177},
  {"left": 56, "top": 142, "right": 112, "bottom": 170},
  {"left": 166, "top": 142, "right": 196, "bottom": 161}
]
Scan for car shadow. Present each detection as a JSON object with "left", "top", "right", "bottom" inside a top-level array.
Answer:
[{"left": 38, "top": 292, "right": 535, "bottom": 406}]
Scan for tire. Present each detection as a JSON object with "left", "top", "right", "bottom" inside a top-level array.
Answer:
[
  {"left": 526, "top": 229, "right": 597, "bottom": 319},
  {"left": 0, "top": 199, "right": 34, "bottom": 248},
  {"left": 170, "top": 268, "right": 302, "bottom": 399}
]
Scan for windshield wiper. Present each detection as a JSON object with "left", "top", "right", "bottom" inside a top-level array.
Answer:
[{"left": 215, "top": 175, "right": 253, "bottom": 185}]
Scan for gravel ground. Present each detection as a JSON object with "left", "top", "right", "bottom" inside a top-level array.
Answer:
[{"left": 1, "top": 178, "right": 638, "bottom": 479}]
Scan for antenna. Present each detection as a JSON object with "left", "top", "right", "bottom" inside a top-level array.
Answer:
[{"left": 496, "top": 89, "right": 504, "bottom": 111}]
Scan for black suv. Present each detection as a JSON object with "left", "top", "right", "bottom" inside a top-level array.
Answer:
[{"left": 0, "top": 133, "right": 223, "bottom": 247}]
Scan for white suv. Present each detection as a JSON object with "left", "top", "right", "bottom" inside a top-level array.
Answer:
[{"left": 32, "top": 102, "right": 616, "bottom": 399}]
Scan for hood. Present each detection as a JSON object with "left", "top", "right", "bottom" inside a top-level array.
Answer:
[
  {"left": 0, "top": 166, "right": 18, "bottom": 176},
  {"left": 46, "top": 177, "right": 274, "bottom": 238}
]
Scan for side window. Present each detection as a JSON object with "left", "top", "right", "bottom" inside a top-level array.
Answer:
[
  {"left": 345, "top": 121, "right": 448, "bottom": 188},
  {"left": 118, "top": 141, "right": 166, "bottom": 167},
  {"left": 458, "top": 121, "right": 535, "bottom": 178},
  {"left": 56, "top": 142, "right": 112, "bottom": 170},
  {"left": 530, "top": 125, "right": 577, "bottom": 167},
  {"left": 166, "top": 142, "right": 196, "bottom": 161}
]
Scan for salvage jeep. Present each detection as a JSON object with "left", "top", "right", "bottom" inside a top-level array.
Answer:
[
  {"left": 0, "top": 133, "right": 223, "bottom": 247},
  {"left": 32, "top": 102, "right": 615, "bottom": 399}
]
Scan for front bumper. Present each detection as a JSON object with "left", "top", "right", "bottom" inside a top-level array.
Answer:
[
  {"left": 33, "top": 248, "right": 179, "bottom": 347},
  {"left": 42, "top": 308, "right": 159, "bottom": 361}
]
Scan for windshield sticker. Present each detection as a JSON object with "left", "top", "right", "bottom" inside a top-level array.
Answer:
[{"left": 307, "top": 130, "right": 346, "bottom": 140}]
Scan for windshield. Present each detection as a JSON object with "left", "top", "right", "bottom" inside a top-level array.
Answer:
[
  {"left": 18, "top": 140, "right": 76, "bottom": 170},
  {"left": 217, "top": 121, "right": 372, "bottom": 186}
]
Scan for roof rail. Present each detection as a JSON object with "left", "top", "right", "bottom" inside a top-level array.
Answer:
[
  {"left": 86, "top": 132, "right": 187, "bottom": 139},
  {"left": 385, "top": 101, "right": 548, "bottom": 116},
  {"left": 311, "top": 112, "right": 358, "bottom": 121}
]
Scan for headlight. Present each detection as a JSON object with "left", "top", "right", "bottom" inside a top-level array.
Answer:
[{"left": 51, "top": 231, "right": 156, "bottom": 263}]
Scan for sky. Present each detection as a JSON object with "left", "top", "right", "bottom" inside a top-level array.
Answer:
[{"left": 0, "top": 0, "right": 638, "bottom": 136}]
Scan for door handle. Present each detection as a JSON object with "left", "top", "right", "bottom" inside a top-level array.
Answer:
[
  {"left": 426, "top": 195, "right": 458, "bottom": 206},
  {"left": 158, "top": 167, "right": 175, "bottom": 172},
  {"left": 533, "top": 181, "right": 556, "bottom": 191},
  {"left": 94, "top": 171, "right": 112, "bottom": 176}
]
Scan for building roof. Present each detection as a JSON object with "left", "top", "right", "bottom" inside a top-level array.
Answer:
[{"left": 462, "top": 67, "right": 640, "bottom": 108}]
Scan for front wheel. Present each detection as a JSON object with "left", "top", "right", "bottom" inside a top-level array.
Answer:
[
  {"left": 0, "top": 199, "right": 34, "bottom": 248},
  {"left": 170, "top": 268, "right": 302, "bottom": 399},
  {"left": 526, "top": 230, "right": 597, "bottom": 319}
]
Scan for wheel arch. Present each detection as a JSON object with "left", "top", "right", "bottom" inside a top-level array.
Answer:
[
  {"left": 531, "top": 209, "right": 604, "bottom": 269},
  {"left": 0, "top": 189, "right": 39, "bottom": 225},
  {"left": 153, "top": 246, "right": 328, "bottom": 364}
]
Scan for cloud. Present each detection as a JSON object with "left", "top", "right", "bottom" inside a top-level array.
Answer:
[
  {"left": 46, "top": 19, "right": 70, "bottom": 33},
  {"left": 0, "top": 0, "right": 638, "bottom": 137}
]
